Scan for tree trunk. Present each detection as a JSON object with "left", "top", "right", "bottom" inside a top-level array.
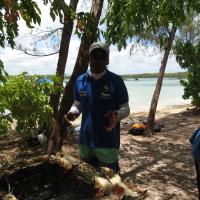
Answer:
[
  {"left": 146, "top": 26, "right": 177, "bottom": 135},
  {"left": 49, "top": 0, "right": 79, "bottom": 116},
  {"left": 47, "top": 0, "right": 104, "bottom": 154},
  {"left": 59, "top": 0, "right": 104, "bottom": 114}
]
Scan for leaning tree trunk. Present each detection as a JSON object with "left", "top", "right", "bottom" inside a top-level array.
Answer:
[
  {"left": 47, "top": 0, "right": 104, "bottom": 154},
  {"left": 49, "top": 0, "right": 79, "bottom": 116},
  {"left": 59, "top": 0, "right": 104, "bottom": 114},
  {"left": 146, "top": 26, "right": 177, "bottom": 135}
]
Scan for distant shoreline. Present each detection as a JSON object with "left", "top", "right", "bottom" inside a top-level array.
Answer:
[
  {"left": 9, "top": 72, "right": 187, "bottom": 80},
  {"left": 131, "top": 102, "right": 191, "bottom": 113},
  {"left": 120, "top": 72, "right": 187, "bottom": 79},
  {"left": 128, "top": 103, "right": 193, "bottom": 121}
]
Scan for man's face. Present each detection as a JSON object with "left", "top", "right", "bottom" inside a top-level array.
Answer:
[{"left": 89, "top": 49, "right": 109, "bottom": 73}]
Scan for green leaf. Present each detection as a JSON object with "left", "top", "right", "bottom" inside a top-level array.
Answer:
[{"left": 50, "top": 9, "right": 56, "bottom": 21}]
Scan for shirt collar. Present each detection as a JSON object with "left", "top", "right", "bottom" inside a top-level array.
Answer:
[{"left": 88, "top": 69, "right": 106, "bottom": 80}]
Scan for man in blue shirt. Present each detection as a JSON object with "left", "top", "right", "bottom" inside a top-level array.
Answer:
[{"left": 67, "top": 42, "right": 130, "bottom": 172}]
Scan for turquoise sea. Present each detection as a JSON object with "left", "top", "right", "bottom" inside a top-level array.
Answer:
[{"left": 124, "top": 78, "right": 190, "bottom": 112}]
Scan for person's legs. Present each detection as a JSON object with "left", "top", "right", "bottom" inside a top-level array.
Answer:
[
  {"left": 78, "top": 145, "right": 120, "bottom": 172},
  {"left": 94, "top": 148, "right": 120, "bottom": 173},
  {"left": 78, "top": 144, "right": 99, "bottom": 167},
  {"left": 195, "top": 157, "right": 200, "bottom": 199}
]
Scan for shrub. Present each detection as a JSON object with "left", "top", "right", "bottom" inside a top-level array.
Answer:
[{"left": 0, "top": 73, "right": 56, "bottom": 136}]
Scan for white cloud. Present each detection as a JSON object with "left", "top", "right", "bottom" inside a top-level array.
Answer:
[
  {"left": 108, "top": 45, "right": 183, "bottom": 74},
  {"left": 0, "top": 0, "right": 184, "bottom": 75}
]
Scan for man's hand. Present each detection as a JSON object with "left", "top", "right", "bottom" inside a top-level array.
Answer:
[
  {"left": 104, "top": 111, "right": 118, "bottom": 132},
  {"left": 67, "top": 111, "right": 80, "bottom": 121}
]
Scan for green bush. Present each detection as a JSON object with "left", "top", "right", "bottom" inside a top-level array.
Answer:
[
  {"left": 0, "top": 116, "right": 12, "bottom": 136},
  {"left": 175, "top": 40, "right": 200, "bottom": 108},
  {"left": 0, "top": 62, "right": 10, "bottom": 136},
  {"left": 180, "top": 66, "right": 200, "bottom": 107},
  {"left": 0, "top": 73, "right": 56, "bottom": 136}
]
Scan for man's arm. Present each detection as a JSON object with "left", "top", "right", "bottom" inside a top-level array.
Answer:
[
  {"left": 116, "top": 102, "right": 130, "bottom": 121},
  {"left": 105, "top": 102, "right": 130, "bottom": 132},
  {"left": 67, "top": 100, "right": 81, "bottom": 121}
]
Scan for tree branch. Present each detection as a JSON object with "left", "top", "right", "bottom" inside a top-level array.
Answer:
[
  {"left": 32, "top": 27, "right": 63, "bottom": 43},
  {"left": 14, "top": 45, "right": 59, "bottom": 56}
]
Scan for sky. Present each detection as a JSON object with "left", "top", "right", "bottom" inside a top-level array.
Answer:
[{"left": 0, "top": 1, "right": 185, "bottom": 75}]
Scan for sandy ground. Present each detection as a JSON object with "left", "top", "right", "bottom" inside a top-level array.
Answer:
[
  {"left": 1, "top": 104, "right": 200, "bottom": 199},
  {"left": 118, "top": 104, "right": 200, "bottom": 200}
]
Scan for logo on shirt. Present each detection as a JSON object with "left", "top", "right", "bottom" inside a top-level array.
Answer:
[{"left": 100, "top": 84, "right": 111, "bottom": 99}]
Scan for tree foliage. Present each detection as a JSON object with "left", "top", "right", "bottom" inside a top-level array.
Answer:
[
  {"left": 0, "top": 60, "right": 9, "bottom": 83},
  {"left": 0, "top": 0, "right": 41, "bottom": 48},
  {"left": 43, "top": 0, "right": 100, "bottom": 39},
  {"left": 15, "top": 1, "right": 100, "bottom": 57},
  {"left": 44, "top": 0, "right": 75, "bottom": 23},
  {"left": 173, "top": 12, "right": 200, "bottom": 107},
  {"left": 104, "top": 1, "right": 200, "bottom": 50},
  {"left": 0, "top": 65, "right": 11, "bottom": 136}
]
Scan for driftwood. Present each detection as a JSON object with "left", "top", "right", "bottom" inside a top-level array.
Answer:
[
  {"left": 0, "top": 153, "right": 147, "bottom": 200},
  {"left": 1, "top": 193, "right": 17, "bottom": 200},
  {"left": 44, "top": 153, "right": 146, "bottom": 199}
]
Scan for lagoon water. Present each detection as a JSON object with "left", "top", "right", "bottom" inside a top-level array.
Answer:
[{"left": 125, "top": 78, "right": 190, "bottom": 112}]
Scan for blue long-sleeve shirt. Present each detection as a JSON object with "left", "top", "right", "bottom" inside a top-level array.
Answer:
[{"left": 190, "top": 128, "right": 200, "bottom": 160}]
